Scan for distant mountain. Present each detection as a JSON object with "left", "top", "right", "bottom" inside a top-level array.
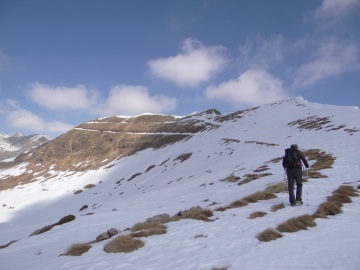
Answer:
[
  {"left": 0, "top": 133, "right": 50, "bottom": 161},
  {"left": 0, "top": 97, "right": 359, "bottom": 270}
]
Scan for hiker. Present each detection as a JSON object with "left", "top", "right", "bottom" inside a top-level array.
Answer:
[{"left": 282, "top": 144, "right": 309, "bottom": 206}]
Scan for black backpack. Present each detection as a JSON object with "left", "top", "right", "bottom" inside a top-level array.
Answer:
[{"left": 284, "top": 148, "right": 301, "bottom": 169}]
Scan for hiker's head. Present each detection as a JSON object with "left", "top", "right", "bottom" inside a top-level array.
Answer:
[{"left": 291, "top": 144, "right": 298, "bottom": 150}]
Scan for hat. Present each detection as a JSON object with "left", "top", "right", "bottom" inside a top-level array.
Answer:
[{"left": 291, "top": 144, "right": 298, "bottom": 150}]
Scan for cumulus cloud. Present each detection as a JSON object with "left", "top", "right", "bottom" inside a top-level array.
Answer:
[
  {"left": 26, "top": 83, "right": 177, "bottom": 116},
  {"left": 147, "top": 38, "right": 227, "bottom": 87},
  {"left": 6, "top": 109, "right": 73, "bottom": 133},
  {"left": 205, "top": 69, "right": 288, "bottom": 107},
  {"left": 292, "top": 37, "right": 359, "bottom": 88},
  {"left": 314, "top": 0, "right": 360, "bottom": 22},
  {"left": 99, "top": 85, "right": 177, "bottom": 116},
  {"left": 27, "top": 83, "right": 98, "bottom": 110}
]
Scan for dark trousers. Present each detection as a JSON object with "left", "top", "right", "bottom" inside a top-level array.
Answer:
[{"left": 286, "top": 168, "right": 303, "bottom": 204}]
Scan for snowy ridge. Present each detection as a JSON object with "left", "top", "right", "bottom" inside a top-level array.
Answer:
[
  {"left": 0, "top": 98, "right": 359, "bottom": 270},
  {"left": 0, "top": 134, "right": 20, "bottom": 152},
  {"left": 0, "top": 133, "right": 50, "bottom": 159}
]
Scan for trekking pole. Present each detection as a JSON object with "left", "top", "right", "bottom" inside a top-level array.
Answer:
[
  {"left": 282, "top": 169, "right": 286, "bottom": 206},
  {"left": 306, "top": 169, "right": 309, "bottom": 206}
]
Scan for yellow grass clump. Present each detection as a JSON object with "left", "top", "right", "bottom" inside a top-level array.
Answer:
[
  {"left": 131, "top": 222, "right": 167, "bottom": 238},
  {"left": 103, "top": 235, "right": 144, "bottom": 253},
  {"left": 173, "top": 206, "right": 214, "bottom": 222},
  {"left": 270, "top": 204, "right": 285, "bottom": 212},
  {"left": 276, "top": 214, "right": 316, "bottom": 233},
  {"left": 248, "top": 211, "right": 267, "bottom": 219},
  {"left": 256, "top": 228, "right": 283, "bottom": 242},
  {"left": 63, "top": 243, "right": 91, "bottom": 256}
]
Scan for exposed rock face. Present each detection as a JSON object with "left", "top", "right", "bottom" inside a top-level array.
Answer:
[
  {"left": 95, "top": 228, "right": 119, "bottom": 242},
  {"left": 107, "top": 228, "right": 119, "bottom": 237},
  {"left": 0, "top": 111, "right": 223, "bottom": 190},
  {"left": 96, "top": 232, "right": 110, "bottom": 242}
]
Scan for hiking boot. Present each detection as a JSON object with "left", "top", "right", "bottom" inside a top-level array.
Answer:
[{"left": 295, "top": 200, "right": 303, "bottom": 205}]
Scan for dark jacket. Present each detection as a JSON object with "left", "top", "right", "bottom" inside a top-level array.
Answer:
[{"left": 282, "top": 149, "right": 309, "bottom": 169}]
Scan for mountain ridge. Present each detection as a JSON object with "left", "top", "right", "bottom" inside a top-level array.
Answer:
[{"left": 0, "top": 133, "right": 50, "bottom": 162}]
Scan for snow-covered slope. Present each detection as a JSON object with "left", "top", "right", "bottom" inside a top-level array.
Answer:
[
  {"left": 0, "top": 97, "right": 359, "bottom": 270},
  {"left": 0, "top": 133, "right": 50, "bottom": 161}
]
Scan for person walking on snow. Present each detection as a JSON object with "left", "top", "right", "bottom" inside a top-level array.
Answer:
[{"left": 282, "top": 144, "right": 309, "bottom": 206}]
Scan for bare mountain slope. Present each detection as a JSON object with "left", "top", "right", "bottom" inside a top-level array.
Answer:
[{"left": 0, "top": 110, "right": 222, "bottom": 190}]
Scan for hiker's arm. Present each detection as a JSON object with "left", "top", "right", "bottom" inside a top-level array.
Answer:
[
  {"left": 282, "top": 157, "right": 286, "bottom": 169},
  {"left": 299, "top": 152, "right": 309, "bottom": 168}
]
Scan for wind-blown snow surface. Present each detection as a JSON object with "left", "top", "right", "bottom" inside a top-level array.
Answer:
[{"left": 1, "top": 98, "right": 360, "bottom": 270}]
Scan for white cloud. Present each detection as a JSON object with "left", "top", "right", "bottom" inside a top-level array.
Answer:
[
  {"left": 6, "top": 109, "right": 73, "bottom": 133},
  {"left": 27, "top": 83, "right": 98, "bottom": 110},
  {"left": 314, "top": 0, "right": 360, "bottom": 21},
  {"left": 147, "top": 38, "right": 227, "bottom": 87},
  {"left": 99, "top": 85, "right": 177, "bottom": 116},
  {"left": 5, "top": 99, "right": 21, "bottom": 109},
  {"left": 293, "top": 37, "right": 359, "bottom": 88},
  {"left": 205, "top": 69, "right": 288, "bottom": 107},
  {"left": 0, "top": 49, "right": 10, "bottom": 70},
  {"left": 238, "top": 35, "right": 285, "bottom": 69}
]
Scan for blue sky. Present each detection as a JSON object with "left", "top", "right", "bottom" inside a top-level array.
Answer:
[{"left": 1, "top": 0, "right": 359, "bottom": 138}]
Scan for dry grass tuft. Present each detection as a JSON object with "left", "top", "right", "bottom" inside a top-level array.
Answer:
[
  {"left": 313, "top": 185, "right": 358, "bottom": 219},
  {"left": 264, "top": 182, "right": 285, "bottom": 193},
  {"left": 303, "top": 149, "right": 335, "bottom": 178},
  {"left": 103, "top": 235, "right": 144, "bottom": 253},
  {"left": 63, "top": 243, "right": 92, "bottom": 256},
  {"left": 307, "top": 170, "right": 327, "bottom": 178},
  {"left": 130, "top": 228, "right": 166, "bottom": 238},
  {"left": 253, "top": 165, "right": 270, "bottom": 172},
  {"left": 29, "top": 214, "right": 76, "bottom": 236},
  {"left": 0, "top": 240, "right": 18, "bottom": 249},
  {"left": 270, "top": 204, "right": 285, "bottom": 212},
  {"left": 243, "top": 191, "right": 277, "bottom": 203},
  {"left": 276, "top": 215, "right": 316, "bottom": 233},
  {"left": 313, "top": 201, "right": 342, "bottom": 218},
  {"left": 256, "top": 228, "right": 283, "bottom": 242},
  {"left": 57, "top": 214, "right": 76, "bottom": 225},
  {"left": 174, "top": 152, "right": 193, "bottom": 162},
  {"left": 29, "top": 225, "right": 55, "bottom": 236},
  {"left": 248, "top": 211, "right": 267, "bottom": 219},
  {"left": 127, "top": 172, "right": 142, "bottom": 181},
  {"left": 328, "top": 193, "right": 352, "bottom": 204},
  {"left": 260, "top": 186, "right": 358, "bottom": 242},
  {"left": 221, "top": 174, "right": 240, "bottom": 183},
  {"left": 225, "top": 199, "right": 248, "bottom": 210},
  {"left": 173, "top": 206, "right": 213, "bottom": 222},
  {"left": 237, "top": 173, "right": 272, "bottom": 186},
  {"left": 131, "top": 222, "right": 167, "bottom": 237},
  {"left": 84, "top": 183, "right": 96, "bottom": 189},
  {"left": 211, "top": 267, "right": 229, "bottom": 270},
  {"left": 216, "top": 186, "right": 279, "bottom": 212},
  {"left": 333, "top": 185, "right": 359, "bottom": 197}
]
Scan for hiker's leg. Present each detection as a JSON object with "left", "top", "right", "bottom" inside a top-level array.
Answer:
[
  {"left": 287, "top": 171, "right": 296, "bottom": 205},
  {"left": 295, "top": 169, "right": 303, "bottom": 202}
]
